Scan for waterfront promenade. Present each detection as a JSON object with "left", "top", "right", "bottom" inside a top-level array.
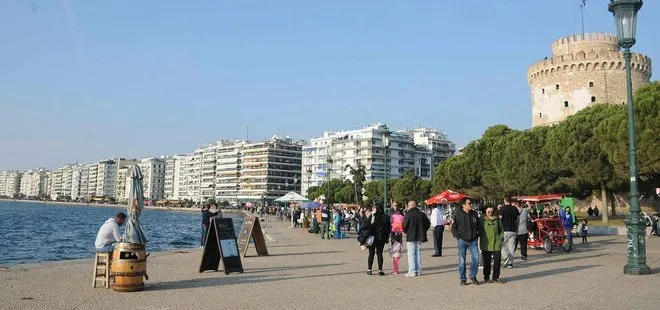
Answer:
[{"left": 1, "top": 219, "right": 659, "bottom": 310}]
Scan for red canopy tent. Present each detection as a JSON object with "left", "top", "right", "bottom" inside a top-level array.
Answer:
[
  {"left": 513, "top": 194, "right": 568, "bottom": 202},
  {"left": 425, "top": 190, "right": 470, "bottom": 205}
]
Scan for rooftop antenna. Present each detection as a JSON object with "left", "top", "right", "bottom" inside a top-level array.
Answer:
[
  {"left": 580, "top": 0, "right": 586, "bottom": 36},
  {"left": 246, "top": 123, "right": 249, "bottom": 141}
]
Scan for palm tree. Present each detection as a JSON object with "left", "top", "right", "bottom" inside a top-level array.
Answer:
[{"left": 345, "top": 162, "right": 367, "bottom": 206}]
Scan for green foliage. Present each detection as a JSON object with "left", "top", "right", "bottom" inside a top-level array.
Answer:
[{"left": 433, "top": 81, "right": 660, "bottom": 198}]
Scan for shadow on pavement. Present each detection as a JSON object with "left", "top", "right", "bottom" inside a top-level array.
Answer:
[
  {"left": 245, "top": 263, "right": 345, "bottom": 274},
  {"left": 505, "top": 265, "right": 601, "bottom": 282},
  {"left": 268, "top": 250, "right": 343, "bottom": 257},
  {"left": 513, "top": 253, "right": 608, "bottom": 269}
]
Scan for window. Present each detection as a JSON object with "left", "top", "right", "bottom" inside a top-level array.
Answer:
[
  {"left": 589, "top": 81, "right": 594, "bottom": 87},
  {"left": 539, "top": 112, "right": 542, "bottom": 118},
  {"left": 564, "top": 101, "right": 569, "bottom": 108},
  {"left": 556, "top": 84, "right": 560, "bottom": 90},
  {"left": 542, "top": 88, "right": 545, "bottom": 94},
  {"left": 591, "top": 96, "right": 596, "bottom": 103}
]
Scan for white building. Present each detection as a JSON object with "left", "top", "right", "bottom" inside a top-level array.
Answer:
[
  {"left": 178, "top": 153, "right": 201, "bottom": 202},
  {"left": 301, "top": 124, "right": 456, "bottom": 195},
  {"left": 0, "top": 171, "right": 23, "bottom": 198},
  {"left": 164, "top": 154, "right": 187, "bottom": 201},
  {"left": 95, "top": 158, "right": 138, "bottom": 199},
  {"left": 139, "top": 157, "right": 166, "bottom": 201},
  {"left": 19, "top": 168, "right": 49, "bottom": 198}
]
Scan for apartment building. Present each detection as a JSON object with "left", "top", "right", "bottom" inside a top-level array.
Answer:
[
  {"left": 0, "top": 171, "right": 23, "bottom": 198},
  {"left": 96, "top": 158, "right": 138, "bottom": 199},
  {"left": 163, "top": 154, "right": 187, "bottom": 201},
  {"left": 199, "top": 145, "right": 218, "bottom": 202},
  {"left": 115, "top": 166, "right": 131, "bottom": 203},
  {"left": 139, "top": 157, "right": 166, "bottom": 201},
  {"left": 19, "top": 168, "right": 49, "bottom": 198},
  {"left": 301, "top": 124, "right": 456, "bottom": 195},
  {"left": 177, "top": 153, "right": 200, "bottom": 202}
]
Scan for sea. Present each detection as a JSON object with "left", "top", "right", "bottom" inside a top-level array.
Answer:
[{"left": 0, "top": 200, "right": 243, "bottom": 266}]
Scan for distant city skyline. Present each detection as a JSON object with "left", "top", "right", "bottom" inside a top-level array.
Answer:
[{"left": 2, "top": 1, "right": 659, "bottom": 170}]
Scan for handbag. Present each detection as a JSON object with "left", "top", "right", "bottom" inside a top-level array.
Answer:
[{"left": 365, "top": 235, "right": 375, "bottom": 247}]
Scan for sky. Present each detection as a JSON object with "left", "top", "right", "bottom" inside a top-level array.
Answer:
[{"left": 1, "top": 0, "right": 658, "bottom": 171}]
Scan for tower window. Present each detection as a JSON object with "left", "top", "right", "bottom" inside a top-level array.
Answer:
[
  {"left": 591, "top": 96, "right": 596, "bottom": 103},
  {"left": 556, "top": 84, "right": 560, "bottom": 90},
  {"left": 589, "top": 81, "right": 594, "bottom": 87},
  {"left": 539, "top": 112, "right": 542, "bottom": 118},
  {"left": 542, "top": 88, "right": 545, "bottom": 94},
  {"left": 564, "top": 101, "right": 569, "bottom": 108}
]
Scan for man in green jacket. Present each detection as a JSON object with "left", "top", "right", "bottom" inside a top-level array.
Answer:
[{"left": 480, "top": 206, "right": 505, "bottom": 284}]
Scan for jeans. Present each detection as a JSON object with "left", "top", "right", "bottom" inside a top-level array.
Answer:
[
  {"left": 320, "top": 222, "right": 330, "bottom": 239},
  {"left": 96, "top": 242, "right": 115, "bottom": 253},
  {"left": 481, "top": 250, "right": 501, "bottom": 280},
  {"left": 433, "top": 226, "right": 444, "bottom": 256},
  {"left": 367, "top": 243, "right": 385, "bottom": 271},
  {"left": 406, "top": 241, "right": 422, "bottom": 275},
  {"left": 457, "top": 239, "right": 479, "bottom": 282},
  {"left": 333, "top": 222, "right": 342, "bottom": 239},
  {"left": 201, "top": 224, "right": 209, "bottom": 247},
  {"left": 501, "top": 232, "right": 517, "bottom": 264}
]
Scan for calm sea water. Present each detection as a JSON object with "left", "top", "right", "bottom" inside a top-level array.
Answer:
[{"left": 0, "top": 201, "right": 243, "bottom": 266}]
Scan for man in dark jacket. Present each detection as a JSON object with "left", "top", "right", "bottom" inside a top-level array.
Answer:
[
  {"left": 320, "top": 207, "right": 331, "bottom": 239},
  {"left": 451, "top": 198, "right": 481, "bottom": 286},
  {"left": 403, "top": 201, "right": 431, "bottom": 277},
  {"left": 499, "top": 197, "right": 519, "bottom": 268}
]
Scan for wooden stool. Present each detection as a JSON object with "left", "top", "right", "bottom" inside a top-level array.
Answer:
[{"left": 92, "top": 252, "right": 112, "bottom": 288}]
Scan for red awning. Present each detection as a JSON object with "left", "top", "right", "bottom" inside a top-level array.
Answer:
[
  {"left": 425, "top": 190, "right": 470, "bottom": 205},
  {"left": 513, "top": 194, "right": 568, "bottom": 202}
]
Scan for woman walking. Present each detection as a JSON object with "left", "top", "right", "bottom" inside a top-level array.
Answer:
[{"left": 364, "top": 204, "right": 391, "bottom": 275}]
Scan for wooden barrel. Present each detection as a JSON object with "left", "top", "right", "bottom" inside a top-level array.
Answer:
[{"left": 111, "top": 243, "right": 147, "bottom": 292}]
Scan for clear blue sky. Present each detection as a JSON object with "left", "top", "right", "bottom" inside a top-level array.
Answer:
[{"left": 1, "top": 0, "right": 658, "bottom": 170}]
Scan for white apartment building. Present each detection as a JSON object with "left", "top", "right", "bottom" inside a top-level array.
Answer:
[
  {"left": 301, "top": 124, "right": 456, "bottom": 195},
  {"left": 19, "top": 168, "right": 49, "bottom": 198},
  {"left": 50, "top": 164, "right": 76, "bottom": 200},
  {"left": 139, "top": 157, "right": 166, "bottom": 201},
  {"left": 79, "top": 163, "right": 99, "bottom": 199},
  {"left": 164, "top": 154, "right": 187, "bottom": 201},
  {"left": 177, "top": 153, "right": 201, "bottom": 202},
  {"left": 0, "top": 171, "right": 23, "bottom": 198},
  {"left": 95, "top": 158, "right": 138, "bottom": 199},
  {"left": 199, "top": 145, "right": 218, "bottom": 202},
  {"left": 215, "top": 141, "right": 242, "bottom": 204}
]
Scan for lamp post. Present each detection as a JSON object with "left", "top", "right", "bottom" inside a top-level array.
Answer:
[
  {"left": 608, "top": 0, "right": 650, "bottom": 275},
  {"left": 382, "top": 125, "right": 392, "bottom": 213},
  {"left": 326, "top": 157, "right": 333, "bottom": 207},
  {"left": 306, "top": 169, "right": 312, "bottom": 196}
]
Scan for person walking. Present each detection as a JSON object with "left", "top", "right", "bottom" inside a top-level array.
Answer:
[
  {"left": 430, "top": 204, "right": 447, "bottom": 257},
  {"left": 387, "top": 234, "right": 405, "bottom": 275},
  {"left": 500, "top": 197, "right": 519, "bottom": 268},
  {"left": 516, "top": 201, "right": 530, "bottom": 261},
  {"left": 402, "top": 201, "right": 431, "bottom": 277},
  {"left": 390, "top": 208, "right": 404, "bottom": 244},
  {"left": 580, "top": 219, "right": 589, "bottom": 244},
  {"left": 319, "top": 206, "right": 331, "bottom": 239},
  {"left": 480, "top": 206, "right": 504, "bottom": 284},
  {"left": 451, "top": 198, "right": 481, "bottom": 286},
  {"left": 365, "top": 204, "right": 391, "bottom": 275}
]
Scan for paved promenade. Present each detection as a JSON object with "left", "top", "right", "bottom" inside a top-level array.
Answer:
[{"left": 1, "top": 218, "right": 659, "bottom": 310}]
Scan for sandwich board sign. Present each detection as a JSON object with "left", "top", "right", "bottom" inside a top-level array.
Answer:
[
  {"left": 199, "top": 217, "right": 244, "bottom": 274},
  {"left": 237, "top": 216, "right": 269, "bottom": 257}
]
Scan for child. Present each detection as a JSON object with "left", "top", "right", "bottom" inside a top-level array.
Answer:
[
  {"left": 581, "top": 219, "right": 588, "bottom": 244},
  {"left": 387, "top": 234, "right": 405, "bottom": 274}
]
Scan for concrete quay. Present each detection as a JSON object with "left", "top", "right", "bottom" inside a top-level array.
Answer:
[{"left": 1, "top": 219, "right": 659, "bottom": 310}]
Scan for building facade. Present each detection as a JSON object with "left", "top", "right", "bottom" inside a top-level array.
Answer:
[
  {"left": 19, "top": 168, "right": 49, "bottom": 198},
  {"left": 95, "top": 158, "right": 138, "bottom": 199},
  {"left": 0, "top": 171, "right": 23, "bottom": 198},
  {"left": 164, "top": 154, "right": 187, "bottom": 201},
  {"left": 528, "top": 32, "right": 652, "bottom": 127},
  {"left": 301, "top": 124, "right": 456, "bottom": 195},
  {"left": 139, "top": 157, "right": 166, "bottom": 201}
]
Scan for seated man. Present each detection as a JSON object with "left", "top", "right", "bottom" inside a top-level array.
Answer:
[{"left": 95, "top": 212, "right": 126, "bottom": 252}]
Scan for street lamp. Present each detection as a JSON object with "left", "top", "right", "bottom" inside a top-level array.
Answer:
[
  {"left": 326, "top": 157, "right": 333, "bottom": 207},
  {"left": 306, "top": 169, "right": 312, "bottom": 196},
  {"left": 608, "top": 0, "right": 650, "bottom": 275},
  {"left": 382, "top": 125, "right": 392, "bottom": 213}
]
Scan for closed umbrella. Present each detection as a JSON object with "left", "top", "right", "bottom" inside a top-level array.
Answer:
[{"left": 124, "top": 165, "right": 149, "bottom": 244}]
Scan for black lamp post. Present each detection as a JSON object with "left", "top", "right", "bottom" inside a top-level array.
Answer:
[
  {"left": 306, "top": 169, "right": 312, "bottom": 196},
  {"left": 608, "top": 0, "right": 651, "bottom": 275},
  {"left": 326, "top": 157, "right": 333, "bottom": 206},
  {"left": 382, "top": 125, "right": 392, "bottom": 213}
]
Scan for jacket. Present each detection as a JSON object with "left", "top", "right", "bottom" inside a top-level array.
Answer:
[
  {"left": 517, "top": 207, "right": 530, "bottom": 235},
  {"left": 95, "top": 218, "right": 123, "bottom": 249},
  {"left": 370, "top": 212, "right": 392, "bottom": 245},
  {"left": 403, "top": 208, "right": 431, "bottom": 242},
  {"left": 500, "top": 204, "right": 519, "bottom": 232},
  {"left": 480, "top": 217, "right": 503, "bottom": 251},
  {"left": 320, "top": 209, "right": 331, "bottom": 223},
  {"left": 391, "top": 213, "right": 404, "bottom": 233},
  {"left": 451, "top": 208, "right": 481, "bottom": 242}
]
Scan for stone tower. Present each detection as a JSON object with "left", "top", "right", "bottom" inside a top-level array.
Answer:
[{"left": 528, "top": 33, "right": 652, "bottom": 127}]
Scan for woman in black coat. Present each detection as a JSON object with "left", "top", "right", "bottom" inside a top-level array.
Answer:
[{"left": 363, "top": 204, "right": 392, "bottom": 275}]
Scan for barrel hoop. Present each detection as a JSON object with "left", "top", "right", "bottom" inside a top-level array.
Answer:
[
  {"left": 113, "top": 271, "right": 146, "bottom": 276},
  {"left": 111, "top": 259, "right": 147, "bottom": 264}
]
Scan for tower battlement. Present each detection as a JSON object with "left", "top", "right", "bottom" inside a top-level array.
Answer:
[
  {"left": 527, "top": 33, "right": 652, "bottom": 128},
  {"left": 552, "top": 32, "right": 620, "bottom": 57}
]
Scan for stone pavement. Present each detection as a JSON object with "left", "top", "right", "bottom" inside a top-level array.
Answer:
[{"left": 1, "top": 218, "right": 659, "bottom": 310}]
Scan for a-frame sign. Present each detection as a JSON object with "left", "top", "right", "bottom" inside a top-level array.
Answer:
[
  {"left": 237, "top": 216, "right": 269, "bottom": 257},
  {"left": 199, "top": 217, "right": 244, "bottom": 274}
]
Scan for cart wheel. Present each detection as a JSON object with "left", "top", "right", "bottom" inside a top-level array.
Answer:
[
  {"left": 543, "top": 237, "right": 553, "bottom": 253},
  {"left": 562, "top": 238, "right": 572, "bottom": 252}
]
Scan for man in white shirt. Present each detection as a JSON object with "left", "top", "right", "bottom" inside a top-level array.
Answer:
[
  {"left": 431, "top": 204, "right": 446, "bottom": 257},
  {"left": 95, "top": 212, "right": 126, "bottom": 252}
]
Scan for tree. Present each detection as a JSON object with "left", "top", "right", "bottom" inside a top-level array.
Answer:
[{"left": 345, "top": 162, "right": 367, "bottom": 206}]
